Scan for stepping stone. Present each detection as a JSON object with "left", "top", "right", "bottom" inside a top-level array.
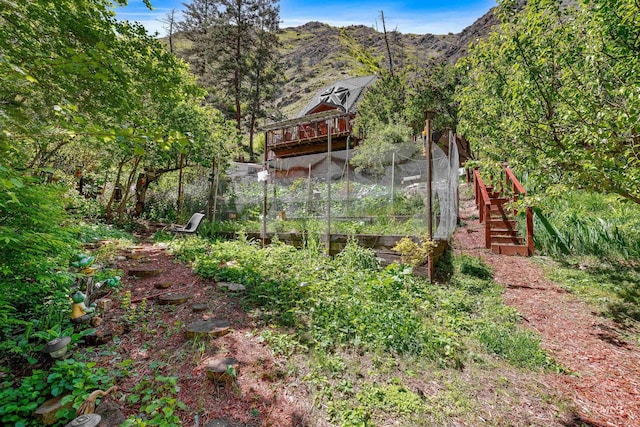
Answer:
[
  {"left": 95, "top": 298, "right": 113, "bottom": 312},
  {"left": 205, "top": 420, "right": 251, "bottom": 427},
  {"left": 157, "top": 293, "right": 192, "bottom": 305},
  {"left": 186, "top": 319, "right": 231, "bottom": 339},
  {"left": 95, "top": 400, "right": 125, "bottom": 427},
  {"left": 34, "top": 395, "right": 73, "bottom": 425},
  {"left": 128, "top": 268, "right": 162, "bottom": 278},
  {"left": 205, "top": 357, "right": 239, "bottom": 384},
  {"left": 154, "top": 282, "right": 173, "bottom": 289},
  {"left": 192, "top": 303, "right": 208, "bottom": 312},
  {"left": 125, "top": 253, "right": 145, "bottom": 260},
  {"left": 217, "top": 282, "right": 246, "bottom": 292}
]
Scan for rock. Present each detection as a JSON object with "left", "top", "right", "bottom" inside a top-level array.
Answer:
[
  {"left": 186, "top": 319, "right": 231, "bottom": 339},
  {"left": 95, "top": 400, "right": 125, "bottom": 427},
  {"left": 205, "top": 357, "right": 239, "bottom": 384},
  {"left": 217, "top": 282, "right": 246, "bottom": 292},
  {"left": 192, "top": 303, "right": 208, "bottom": 312},
  {"left": 127, "top": 268, "right": 162, "bottom": 278},
  {"left": 90, "top": 316, "right": 102, "bottom": 327},
  {"left": 205, "top": 419, "right": 252, "bottom": 427},
  {"left": 157, "top": 293, "right": 192, "bottom": 305},
  {"left": 71, "top": 314, "right": 91, "bottom": 324},
  {"left": 154, "top": 282, "right": 173, "bottom": 289},
  {"left": 95, "top": 298, "right": 112, "bottom": 312},
  {"left": 65, "top": 414, "right": 101, "bottom": 427},
  {"left": 34, "top": 395, "right": 73, "bottom": 425}
]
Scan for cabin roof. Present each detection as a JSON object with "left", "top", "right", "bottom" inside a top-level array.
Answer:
[{"left": 296, "top": 75, "right": 377, "bottom": 117}]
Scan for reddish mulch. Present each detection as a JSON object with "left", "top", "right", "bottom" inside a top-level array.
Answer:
[
  {"left": 94, "top": 243, "right": 309, "bottom": 427},
  {"left": 454, "top": 190, "right": 640, "bottom": 427}
]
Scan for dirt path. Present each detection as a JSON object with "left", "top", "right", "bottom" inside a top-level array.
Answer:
[
  {"left": 454, "top": 191, "right": 640, "bottom": 427},
  {"left": 101, "top": 243, "right": 308, "bottom": 427}
]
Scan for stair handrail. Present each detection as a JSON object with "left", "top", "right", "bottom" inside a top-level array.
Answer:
[
  {"left": 473, "top": 168, "right": 492, "bottom": 249},
  {"left": 503, "top": 167, "right": 534, "bottom": 256}
]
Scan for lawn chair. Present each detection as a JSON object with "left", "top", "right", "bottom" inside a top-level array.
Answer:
[{"left": 167, "top": 213, "right": 205, "bottom": 237}]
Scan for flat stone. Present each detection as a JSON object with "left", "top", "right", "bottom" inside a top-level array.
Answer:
[
  {"left": 186, "top": 319, "right": 231, "bottom": 339},
  {"left": 217, "top": 282, "right": 246, "bottom": 291},
  {"left": 157, "top": 293, "right": 192, "bottom": 305},
  {"left": 205, "top": 419, "right": 253, "bottom": 427},
  {"left": 154, "top": 282, "right": 173, "bottom": 289},
  {"left": 95, "top": 298, "right": 112, "bottom": 312},
  {"left": 34, "top": 395, "right": 73, "bottom": 425},
  {"left": 205, "top": 357, "right": 239, "bottom": 384},
  {"left": 127, "top": 268, "right": 162, "bottom": 278},
  {"left": 192, "top": 303, "right": 208, "bottom": 312},
  {"left": 95, "top": 400, "right": 125, "bottom": 427}
]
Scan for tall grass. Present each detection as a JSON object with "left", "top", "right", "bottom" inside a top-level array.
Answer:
[{"left": 531, "top": 190, "right": 640, "bottom": 259}]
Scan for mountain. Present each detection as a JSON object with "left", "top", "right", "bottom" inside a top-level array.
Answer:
[{"left": 167, "top": 6, "right": 501, "bottom": 119}]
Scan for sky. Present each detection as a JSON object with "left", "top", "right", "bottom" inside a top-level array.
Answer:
[{"left": 114, "top": 0, "right": 498, "bottom": 37}]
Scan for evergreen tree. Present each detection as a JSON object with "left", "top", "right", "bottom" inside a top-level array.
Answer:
[{"left": 179, "top": 0, "right": 282, "bottom": 160}]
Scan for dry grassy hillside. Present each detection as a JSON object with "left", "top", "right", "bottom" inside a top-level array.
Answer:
[{"left": 166, "top": 6, "right": 499, "bottom": 118}]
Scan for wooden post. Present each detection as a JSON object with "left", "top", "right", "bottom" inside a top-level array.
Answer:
[
  {"left": 212, "top": 149, "right": 221, "bottom": 224},
  {"left": 425, "top": 114, "right": 433, "bottom": 241},
  {"left": 177, "top": 152, "right": 184, "bottom": 218},
  {"left": 425, "top": 111, "right": 436, "bottom": 281},
  {"left": 346, "top": 136, "right": 351, "bottom": 215},
  {"left": 526, "top": 207, "right": 534, "bottom": 256},
  {"left": 262, "top": 136, "right": 268, "bottom": 248},
  {"left": 326, "top": 118, "right": 332, "bottom": 255},
  {"left": 391, "top": 151, "right": 395, "bottom": 207},
  {"left": 307, "top": 164, "right": 312, "bottom": 215}
]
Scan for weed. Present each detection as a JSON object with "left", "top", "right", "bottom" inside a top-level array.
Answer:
[{"left": 122, "top": 375, "right": 186, "bottom": 426}]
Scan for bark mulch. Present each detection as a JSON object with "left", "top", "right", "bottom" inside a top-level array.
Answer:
[{"left": 454, "top": 192, "right": 640, "bottom": 427}]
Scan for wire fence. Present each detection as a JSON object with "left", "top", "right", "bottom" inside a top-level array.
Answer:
[{"left": 222, "top": 132, "right": 460, "bottom": 239}]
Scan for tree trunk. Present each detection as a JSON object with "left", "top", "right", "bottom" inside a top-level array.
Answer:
[
  {"left": 177, "top": 152, "right": 184, "bottom": 218},
  {"left": 133, "top": 169, "right": 157, "bottom": 218},
  {"left": 116, "top": 157, "right": 141, "bottom": 222},
  {"left": 207, "top": 154, "right": 216, "bottom": 222},
  {"left": 105, "top": 159, "right": 126, "bottom": 223}
]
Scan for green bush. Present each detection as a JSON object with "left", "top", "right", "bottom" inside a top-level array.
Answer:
[{"left": 0, "top": 358, "right": 113, "bottom": 426}]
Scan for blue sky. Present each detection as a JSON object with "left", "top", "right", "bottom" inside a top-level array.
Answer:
[{"left": 115, "top": 0, "right": 497, "bottom": 36}]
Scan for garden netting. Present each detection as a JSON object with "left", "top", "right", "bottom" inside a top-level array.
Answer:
[{"left": 219, "top": 132, "right": 460, "bottom": 239}]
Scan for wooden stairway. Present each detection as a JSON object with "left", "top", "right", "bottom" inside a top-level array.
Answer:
[
  {"left": 486, "top": 190, "right": 529, "bottom": 256},
  {"left": 473, "top": 168, "right": 534, "bottom": 256}
]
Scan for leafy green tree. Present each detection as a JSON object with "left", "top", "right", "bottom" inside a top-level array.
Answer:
[
  {"left": 457, "top": 0, "right": 640, "bottom": 203},
  {"left": 179, "top": 0, "right": 282, "bottom": 159}
]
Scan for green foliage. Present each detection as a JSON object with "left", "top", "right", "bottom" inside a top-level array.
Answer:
[
  {"left": 392, "top": 235, "right": 437, "bottom": 267},
  {"left": 173, "top": 238, "right": 552, "bottom": 371},
  {"left": 533, "top": 190, "right": 640, "bottom": 259},
  {"left": 354, "top": 73, "right": 407, "bottom": 134},
  {"left": 477, "top": 324, "right": 553, "bottom": 369},
  {"left": 0, "top": 358, "right": 113, "bottom": 426},
  {"left": 549, "top": 261, "right": 640, "bottom": 333},
  {"left": 350, "top": 122, "right": 416, "bottom": 175},
  {"left": 122, "top": 375, "right": 186, "bottom": 427},
  {"left": 458, "top": 0, "right": 640, "bottom": 204}
]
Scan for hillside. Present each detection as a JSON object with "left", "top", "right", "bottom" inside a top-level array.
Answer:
[{"left": 169, "top": 6, "right": 500, "bottom": 118}]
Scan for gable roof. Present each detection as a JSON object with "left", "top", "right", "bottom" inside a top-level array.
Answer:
[{"left": 296, "top": 75, "right": 377, "bottom": 117}]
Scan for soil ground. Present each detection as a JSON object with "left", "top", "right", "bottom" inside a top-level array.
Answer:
[
  {"left": 92, "top": 189, "right": 640, "bottom": 426},
  {"left": 454, "top": 191, "right": 640, "bottom": 427}
]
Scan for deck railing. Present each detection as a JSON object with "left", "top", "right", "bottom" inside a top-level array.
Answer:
[
  {"left": 504, "top": 166, "right": 534, "bottom": 256},
  {"left": 474, "top": 165, "right": 534, "bottom": 256},
  {"left": 265, "top": 113, "right": 352, "bottom": 149},
  {"left": 473, "top": 169, "right": 492, "bottom": 249}
]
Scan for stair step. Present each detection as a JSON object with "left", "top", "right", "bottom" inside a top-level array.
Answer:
[
  {"left": 490, "top": 229, "right": 521, "bottom": 237},
  {"left": 489, "top": 219, "right": 518, "bottom": 229},
  {"left": 491, "top": 235, "right": 524, "bottom": 244},
  {"left": 489, "top": 197, "right": 509, "bottom": 205},
  {"left": 491, "top": 243, "right": 529, "bottom": 256}
]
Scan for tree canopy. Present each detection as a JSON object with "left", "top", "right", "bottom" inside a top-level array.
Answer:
[{"left": 457, "top": 0, "right": 640, "bottom": 203}]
